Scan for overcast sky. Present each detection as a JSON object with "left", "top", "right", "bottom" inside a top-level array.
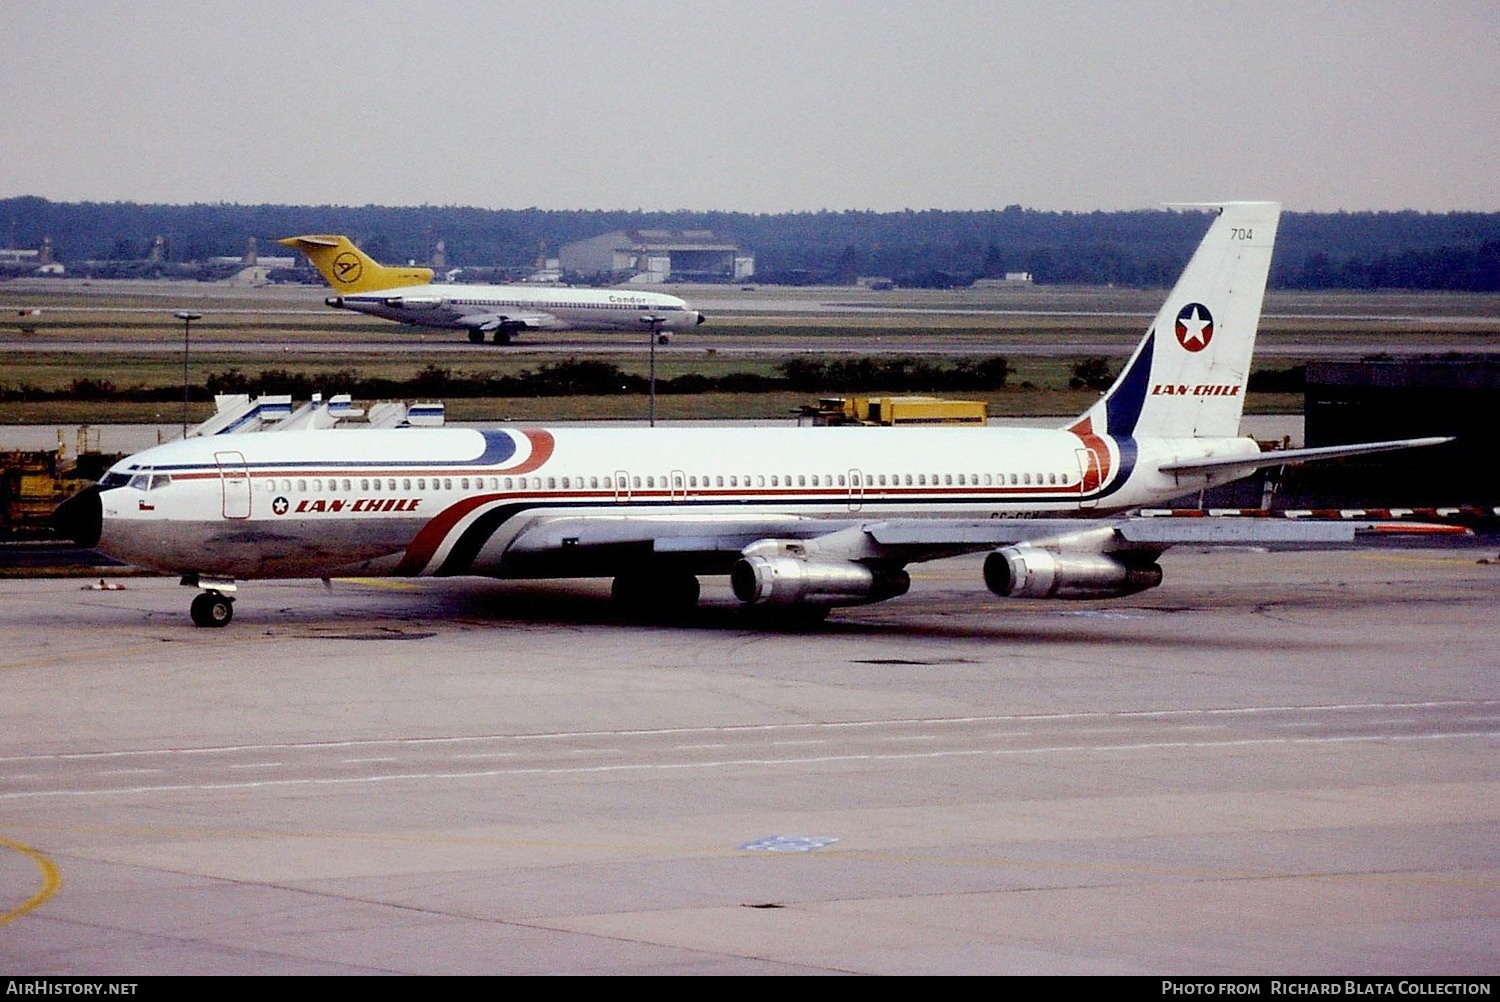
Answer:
[{"left": 3, "top": 1, "right": 1496, "bottom": 214}]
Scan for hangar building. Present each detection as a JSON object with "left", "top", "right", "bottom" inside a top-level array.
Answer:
[
  {"left": 1296, "top": 357, "right": 1497, "bottom": 508},
  {"left": 1180, "top": 357, "right": 1497, "bottom": 516},
  {"left": 559, "top": 230, "right": 753, "bottom": 284}
]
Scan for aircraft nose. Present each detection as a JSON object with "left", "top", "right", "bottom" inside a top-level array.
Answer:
[{"left": 52, "top": 484, "right": 103, "bottom": 548}]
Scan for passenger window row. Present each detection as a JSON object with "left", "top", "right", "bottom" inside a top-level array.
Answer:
[{"left": 252, "top": 469, "right": 1072, "bottom": 493}]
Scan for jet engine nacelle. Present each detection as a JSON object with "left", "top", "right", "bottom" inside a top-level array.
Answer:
[
  {"left": 383, "top": 295, "right": 444, "bottom": 310},
  {"left": 731, "top": 551, "right": 910, "bottom": 608},
  {"left": 983, "top": 546, "right": 1163, "bottom": 600}
]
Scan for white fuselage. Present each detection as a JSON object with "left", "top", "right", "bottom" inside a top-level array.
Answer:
[
  {"left": 91, "top": 425, "right": 1257, "bottom": 581},
  {"left": 334, "top": 283, "right": 704, "bottom": 333}
]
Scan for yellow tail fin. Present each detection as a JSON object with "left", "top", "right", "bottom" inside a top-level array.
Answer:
[{"left": 276, "top": 235, "right": 434, "bottom": 293}]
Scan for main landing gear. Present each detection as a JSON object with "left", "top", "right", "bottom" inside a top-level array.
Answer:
[
  {"left": 465, "top": 329, "right": 513, "bottom": 345},
  {"left": 611, "top": 571, "right": 700, "bottom": 621},
  {"left": 182, "top": 574, "right": 236, "bottom": 628}
]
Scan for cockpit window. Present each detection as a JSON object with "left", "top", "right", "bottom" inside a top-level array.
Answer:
[
  {"left": 128, "top": 474, "right": 151, "bottom": 490},
  {"left": 148, "top": 474, "right": 172, "bottom": 491},
  {"left": 100, "top": 472, "right": 131, "bottom": 489}
]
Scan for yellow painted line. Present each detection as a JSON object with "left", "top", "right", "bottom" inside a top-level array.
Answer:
[
  {"left": 1355, "top": 552, "right": 1491, "bottom": 568},
  {"left": 334, "top": 577, "right": 421, "bottom": 591},
  {"left": 0, "top": 836, "right": 61, "bottom": 925}
]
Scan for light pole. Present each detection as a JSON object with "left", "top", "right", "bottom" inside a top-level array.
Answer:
[
  {"left": 640, "top": 314, "right": 664, "bottom": 427},
  {"left": 175, "top": 311, "right": 202, "bottom": 436}
]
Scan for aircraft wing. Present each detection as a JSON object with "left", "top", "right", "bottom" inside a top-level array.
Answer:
[
  {"left": 830, "top": 514, "right": 1461, "bottom": 556},
  {"left": 495, "top": 510, "right": 1463, "bottom": 572},
  {"left": 461, "top": 508, "right": 1469, "bottom": 608},
  {"left": 505, "top": 514, "right": 1131, "bottom": 560},
  {"left": 501, "top": 514, "right": 871, "bottom": 567},
  {"left": 451, "top": 311, "right": 556, "bottom": 332}
]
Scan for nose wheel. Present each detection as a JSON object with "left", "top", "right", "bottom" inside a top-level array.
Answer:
[{"left": 190, "top": 590, "right": 234, "bottom": 628}]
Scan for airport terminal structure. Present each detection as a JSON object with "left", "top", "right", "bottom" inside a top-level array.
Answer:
[{"left": 558, "top": 229, "right": 754, "bottom": 284}]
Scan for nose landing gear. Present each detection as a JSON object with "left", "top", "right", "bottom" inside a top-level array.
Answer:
[
  {"left": 182, "top": 574, "right": 237, "bottom": 628},
  {"left": 190, "top": 591, "right": 234, "bottom": 627}
]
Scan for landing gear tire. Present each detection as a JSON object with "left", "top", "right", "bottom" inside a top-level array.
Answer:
[
  {"left": 660, "top": 573, "right": 700, "bottom": 611},
  {"left": 467, "top": 329, "right": 484, "bottom": 344},
  {"left": 492, "top": 330, "right": 512, "bottom": 344},
  {"left": 190, "top": 590, "right": 234, "bottom": 628}
]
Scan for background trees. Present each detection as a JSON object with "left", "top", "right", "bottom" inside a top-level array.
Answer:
[{"left": 2, "top": 197, "right": 1495, "bottom": 290}]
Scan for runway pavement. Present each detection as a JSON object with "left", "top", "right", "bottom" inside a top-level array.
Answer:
[
  {"left": 4, "top": 281, "right": 1497, "bottom": 359},
  {"left": 1, "top": 545, "right": 1496, "bottom": 974}
]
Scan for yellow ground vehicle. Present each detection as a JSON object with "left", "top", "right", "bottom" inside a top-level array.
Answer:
[{"left": 797, "top": 395, "right": 989, "bottom": 427}]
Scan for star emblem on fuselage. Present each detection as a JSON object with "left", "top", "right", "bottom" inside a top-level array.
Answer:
[
  {"left": 1174, "top": 303, "right": 1214, "bottom": 352},
  {"left": 272, "top": 496, "right": 289, "bottom": 515}
]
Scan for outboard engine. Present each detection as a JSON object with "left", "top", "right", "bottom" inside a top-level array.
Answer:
[
  {"left": 984, "top": 545, "right": 1163, "bottom": 600},
  {"left": 382, "top": 295, "right": 444, "bottom": 309}
]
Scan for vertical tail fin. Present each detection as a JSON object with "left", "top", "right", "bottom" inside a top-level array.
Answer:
[
  {"left": 276, "top": 235, "right": 434, "bottom": 293},
  {"left": 1072, "top": 201, "right": 1281, "bottom": 440}
]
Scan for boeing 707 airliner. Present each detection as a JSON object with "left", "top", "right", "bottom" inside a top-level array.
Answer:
[{"left": 56, "top": 203, "right": 1452, "bottom": 626}]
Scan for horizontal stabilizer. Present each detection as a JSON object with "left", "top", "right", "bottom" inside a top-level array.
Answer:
[
  {"left": 1159, "top": 436, "right": 1453, "bottom": 475},
  {"left": 276, "top": 235, "right": 343, "bottom": 248}
]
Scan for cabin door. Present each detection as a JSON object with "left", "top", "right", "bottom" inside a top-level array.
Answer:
[
  {"left": 1075, "top": 448, "right": 1101, "bottom": 510},
  {"left": 215, "top": 451, "right": 252, "bottom": 519},
  {"left": 847, "top": 468, "right": 864, "bottom": 512}
]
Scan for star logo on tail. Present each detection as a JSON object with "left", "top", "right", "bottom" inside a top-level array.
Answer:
[{"left": 1174, "top": 303, "right": 1214, "bottom": 352}]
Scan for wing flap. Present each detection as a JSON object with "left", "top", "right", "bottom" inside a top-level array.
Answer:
[
  {"left": 1120, "top": 515, "right": 1469, "bottom": 546},
  {"left": 863, "top": 519, "right": 1097, "bottom": 547},
  {"left": 505, "top": 514, "right": 846, "bottom": 554},
  {"left": 1117, "top": 518, "right": 1359, "bottom": 545}
]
